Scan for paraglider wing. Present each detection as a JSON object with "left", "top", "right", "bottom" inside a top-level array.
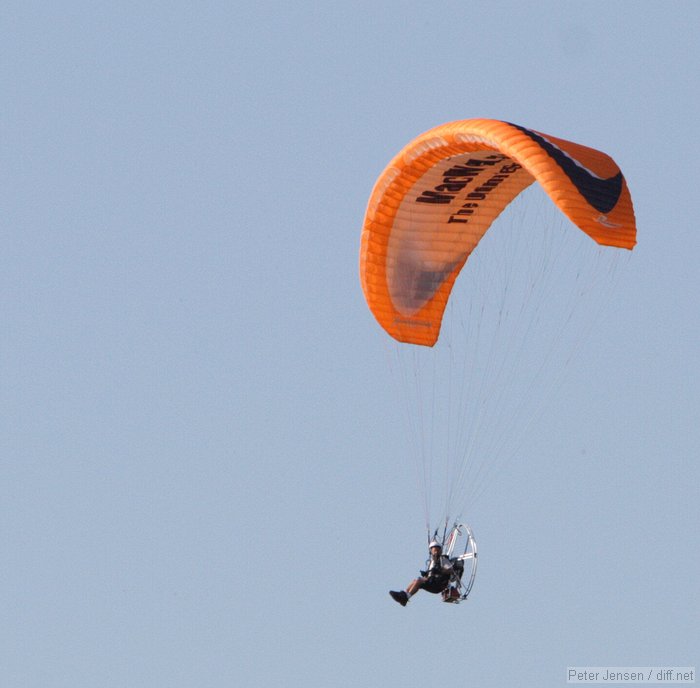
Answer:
[{"left": 359, "top": 119, "right": 636, "bottom": 346}]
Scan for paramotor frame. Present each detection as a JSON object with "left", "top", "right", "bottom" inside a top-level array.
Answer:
[{"left": 441, "top": 522, "right": 478, "bottom": 603}]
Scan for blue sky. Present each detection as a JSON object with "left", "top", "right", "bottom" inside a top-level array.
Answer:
[{"left": 2, "top": 2, "right": 698, "bottom": 686}]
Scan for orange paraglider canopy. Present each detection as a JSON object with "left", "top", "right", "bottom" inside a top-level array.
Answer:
[{"left": 359, "top": 119, "right": 636, "bottom": 346}]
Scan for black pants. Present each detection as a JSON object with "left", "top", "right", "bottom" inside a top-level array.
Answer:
[{"left": 421, "top": 576, "right": 450, "bottom": 594}]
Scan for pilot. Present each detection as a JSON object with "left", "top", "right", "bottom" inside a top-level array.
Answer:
[{"left": 390, "top": 540, "right": 454, "bottom": 606}]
